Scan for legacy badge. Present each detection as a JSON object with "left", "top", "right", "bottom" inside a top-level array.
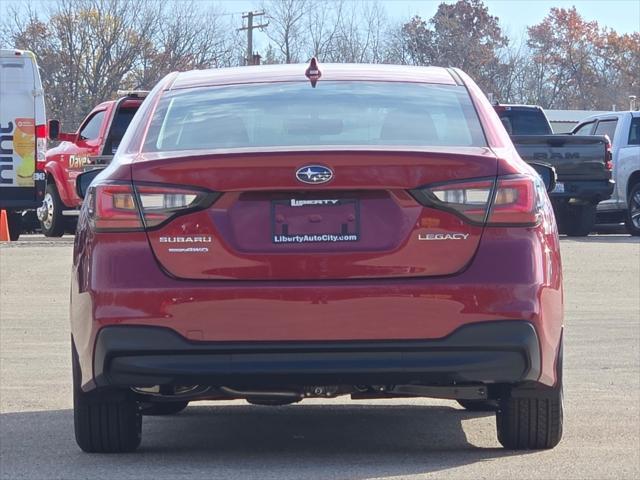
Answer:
[{"left": 418, "top": 233, "right": 470, "bottom": 241}]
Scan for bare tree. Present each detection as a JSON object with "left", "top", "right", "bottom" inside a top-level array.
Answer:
[
  {"left": 490, "top": 38, "right": 529, "bottom": 103},
  {"left": 3, "top": 0, "right": 241, "bottom": 129},
  {"left": 5, "top": 0, "right": 160, "bottom": 127},
  {"left": 321, "top": 1, "right": 388, "bottom": 63},
  {"left": 261, "top": 0, "right": 309, "bottom": 63},
  {"left": 128, "top": 2, "right": 241, "bottom": 88},
  {"left": 307, "top": 0, "right": 343, "bottom": 61}
]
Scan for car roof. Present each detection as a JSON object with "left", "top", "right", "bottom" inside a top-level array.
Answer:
[
  {"left": 494, "top": 104, "right": 544, "bottom": 110},
  {"left": 576, "top": 111, "right": 639, "bottom": 124},
  {"left": 92, "top": 97, "right": 145, "bottom": 111},
  {"left": 170, "top": 63, "right": 458, "bottom": 90},
  {"left": 0, "top": 49, "right": 35, "bottom": 59}
]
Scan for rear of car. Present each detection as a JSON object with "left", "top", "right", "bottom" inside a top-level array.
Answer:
[
  {"left": 0, "top": 49, "right": 46, "bottom": 240},
  {"left": 70, "top": 64, "right": 564, "bottom": 453}
]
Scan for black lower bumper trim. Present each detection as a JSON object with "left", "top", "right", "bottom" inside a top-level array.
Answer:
[
  {"left": 93, "top": 321, "right": 541, "bottom": 389},
  {"left": 549, "top": 179, "right": 614, "bottom": 201}
]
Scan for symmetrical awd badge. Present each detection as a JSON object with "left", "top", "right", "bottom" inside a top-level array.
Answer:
[{"left": 296, "top": 165, "right": 333, "bottom": 184}]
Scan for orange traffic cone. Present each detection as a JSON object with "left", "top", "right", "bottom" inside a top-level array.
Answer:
[{"left": 0, "top": 210, "right": 10, "bottom": 242}]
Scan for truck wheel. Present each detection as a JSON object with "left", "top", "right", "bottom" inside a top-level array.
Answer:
[
  {"left": 625, "top": 183, "right": 640, "bottom": 236},
  {"left": 457, "top": 399, "right": 498, "bottom": 411},
  {"left": 72, "top": 341, "right": 141, "bottom": 453},
  {"left": 7, "top": 211, "right": 22, "bottom": 241},
  {"left": 40, "top": 183, "right": 65, "bottom": 237},
  {"left": 140, "top": 401, "right": 189, "bottom": 416},
  {"left": 557, "top": 204, "right": 596, "bottom": 237}
]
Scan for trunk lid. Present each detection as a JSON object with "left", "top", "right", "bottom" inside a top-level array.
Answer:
[{"left": 132, "top": 148, "right": 497, "bottom": 280}]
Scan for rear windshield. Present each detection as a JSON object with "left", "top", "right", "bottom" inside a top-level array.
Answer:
[
  {"left": 104, "top": 108, "right": 138, "bottom": 155},
  {"left": 497, "top": 108, "right": 552, "bottom": 135},
  {"left": 143, "top": 82, "right": 486, "bottom": 152},
  {"left": 111, "top": 108, "right": 138, "bottom": 139}
]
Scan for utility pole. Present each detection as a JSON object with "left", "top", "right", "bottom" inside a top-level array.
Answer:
[{"left": 239, "top": 11, "right": 268, "bottom": 66}]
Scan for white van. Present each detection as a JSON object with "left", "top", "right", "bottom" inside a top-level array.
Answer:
[{"left": 0, "top": 49, "right": 47, "bottom": 240}]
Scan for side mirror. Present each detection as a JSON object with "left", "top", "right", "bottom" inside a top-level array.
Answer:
[
  {"left": 529, "top": 162, "right": 557, "bottom": 193},
  {"left": 48, "top": 119, "right": 77, "bottom": 142},
  {"left": 75, "top": 168, "right": 103, "bottom": 199},
  {"left": 48, "top": 119, "right": 60, "bottom": 140}
]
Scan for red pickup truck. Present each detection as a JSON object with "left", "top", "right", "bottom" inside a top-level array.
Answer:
[{"left": 40, "top": 91, "right": 147, "bottom": 236}]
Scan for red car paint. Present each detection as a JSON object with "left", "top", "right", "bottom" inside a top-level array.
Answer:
[{"left": 70, "top": 64, "right": 564, "bottom": 452}]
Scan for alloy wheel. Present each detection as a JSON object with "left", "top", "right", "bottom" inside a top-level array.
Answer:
[
  {"left": 631, "top": 190, "right": 640, "bottom": 229},
  {"left": 41, "top": 192, "right": 55, "bottom": 230}
]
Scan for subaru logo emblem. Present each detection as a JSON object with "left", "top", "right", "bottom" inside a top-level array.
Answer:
[{"left": 295, "top": 165, "right": 333, "bottom": 185}]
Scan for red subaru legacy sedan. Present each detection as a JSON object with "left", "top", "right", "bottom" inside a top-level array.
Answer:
[{"left": 70, "top": 62, "right": 563, "bottom": 452}]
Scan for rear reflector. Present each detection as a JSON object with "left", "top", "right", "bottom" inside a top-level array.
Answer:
[
  {"left": 605, "top": 139, "right": 613, "bottom": 171},
  {"left": 88, "top": 182, "right": 218, "bottom": 231},
  {"left": 35, "top": 124, "right": 47, "bottom": 168},
  {"left": 412, "top": 174, "right": 543, "bottom": 226}
]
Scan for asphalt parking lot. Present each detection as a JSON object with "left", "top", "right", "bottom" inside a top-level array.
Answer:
[{"left": 1, "top": 233, "right": 639, "bottom": 480}]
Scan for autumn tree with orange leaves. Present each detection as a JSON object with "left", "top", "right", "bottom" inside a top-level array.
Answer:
[
  {"left": 399, "top": 0, "right": 508, "bottom": 95},
  {"left": 527, "top": 7, "right": 639, "bottom": 110}
]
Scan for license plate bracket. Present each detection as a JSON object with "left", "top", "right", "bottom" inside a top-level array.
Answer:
[{"left": 271, "top": 198, "right": 360, "bottom": 244}]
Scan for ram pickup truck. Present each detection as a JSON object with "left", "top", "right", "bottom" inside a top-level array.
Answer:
[
  {"left": 495, "top": 104, "right": 613, "bottom": 236},
  {"left": 572, "top": 111, "right": 640, "bottom": 235},
  {"left": 39, "top": 91, "right": 146, "bottom": 236}
]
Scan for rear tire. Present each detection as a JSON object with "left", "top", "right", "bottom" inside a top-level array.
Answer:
[
  {"left": 457, "top": 399, "right": 498, "bottom": 411},
  {"left": 496, "top": 391, "right": 563, "bottom": 450},
  {"left": 557, "top": 203, "right": 596, "bottom": 237},
  {"left": 40, "top": 183, "right": 65, "bottom": 237},
  {"left": 72, "top": 341, "right": 141, "bottom": 453},
  {"left": 140, "top": 401, "right": 189, "bottom": 416},
  {"left": 496, "top": 337, "right": 563, "bottom": 450},
  {"left": 625, "top": 182, "right": 640, "bottom": 236}
]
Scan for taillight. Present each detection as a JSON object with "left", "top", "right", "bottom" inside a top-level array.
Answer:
[
  {"left": 411, "top": 174, "right": 543, "bottom": 226},
  {"left": 487, "top": 175, "right": 541, "bottom": 225},
  {"left": 411, "top": 178, "right": 494, "bottom": 224},
  {"left": 35, "top": 124, "right": 47, "bottom": 170},
  {"left": 91, "top": 183, "right": 142, "bottom": 231},
  {"left": 88, "top": 182, "right": 217, "bottom": 231},
  {"left": 605, "top": 140, "right": 613, "bottom": 171},
  {"left": 135, "top": 184, "right": 218, "bottom": 228}
]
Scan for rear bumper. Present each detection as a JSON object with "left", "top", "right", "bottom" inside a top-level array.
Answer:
[
  {"left": 92, "top": 321, "right": 541, "bottom": 390},
  {"left": 0, "top": 184, "right": 45, "bottom": 210},
  {"left": 550, "top": 179, "right": 614, "bottom": 202}
]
